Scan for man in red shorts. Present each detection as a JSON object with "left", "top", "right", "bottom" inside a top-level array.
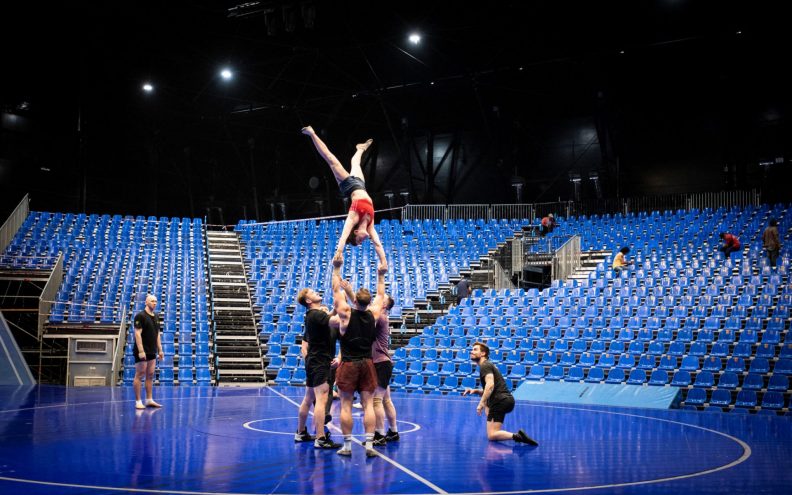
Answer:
[{"left": 330, "top": 253, "right": 388, "bottom": 457}]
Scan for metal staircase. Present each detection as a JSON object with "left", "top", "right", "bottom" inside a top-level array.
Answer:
[{"left": 205, "top": 231, "right": 265, "bottom": 384}]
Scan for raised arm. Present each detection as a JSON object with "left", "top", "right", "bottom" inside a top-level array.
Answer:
[
  {"left": 369, "top": 264, "right": 388, "bottom": 319},
  {"left": 340, "top": 279, "right": 357, "bottom": 305},
  {"left": 367, "top": 222, "right": 387, "bottom": 269},
  {"left": 332, "top": 254, "right": 351, "bottom": 334},
  {"left": 335, "top": 212, "right": 359, "bottom": 256}
]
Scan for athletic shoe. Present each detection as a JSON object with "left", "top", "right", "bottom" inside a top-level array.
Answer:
[
  {"left": 315, "top": 437, "right": 342, "bottom": 449},
  {"left": 135, "top": 402, "right": 146, "bottom": 410},
  {"left": 294, "top": 429, "right": 316, "bottom": 443},
  {"left": 145, "top": 400, "right": 162, "bottom": 408},
  {"left": 514, "top": 429, "right": 539, "bottom": 446},
  {"left": 372, "top": 432, "right": 387, "bottom": 446},
  {"left": 353, "top": 402, "right": 363, "bottom": 409},
  {"left": 385, "top": 429, "right": 400, "bottom": 442},
  {"left": 336, "top": 448, "right": 352, "bottom": 456},
  {"left": 365, "top": 448, "right": 378, "bottom": 458}
]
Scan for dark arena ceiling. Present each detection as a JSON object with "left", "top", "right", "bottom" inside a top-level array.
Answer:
[{"left": 0, "top": 1, "right": 788, "bottom": 220}]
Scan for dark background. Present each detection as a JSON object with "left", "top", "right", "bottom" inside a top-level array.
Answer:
[{"left": 1, "top": 1, "right": 788, "bottom": 223}]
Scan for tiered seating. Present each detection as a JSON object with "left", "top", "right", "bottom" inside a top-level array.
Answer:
[
  {"left": 390, "top": 204, "right": 792, "bottom": 414},
  {"left": 235, "top": 217, "right": 526, "bottom": 379},
  {"left": 1, "top": 212, "right": 211, "bottom": 385}
]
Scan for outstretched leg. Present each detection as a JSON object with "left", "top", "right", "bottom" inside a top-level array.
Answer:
[
  {"left": 349, "top": 139, "right": 373, "bottom": 180},
  {"left": 302, "top": 126, "right": 350, "bottom": 185}
]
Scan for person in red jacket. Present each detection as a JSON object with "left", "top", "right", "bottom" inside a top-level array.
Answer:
[
  {"left": 540, "top": 213, "right": 556, "bottom": 237},
  {"left": 719, "top": 232, "right": 741, "bottom": 258}
]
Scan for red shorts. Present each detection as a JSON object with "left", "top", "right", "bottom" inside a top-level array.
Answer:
[
  {"left": 350, "top": 198, "right": 374, "bottom": 221},
  {"left": 336, "top": 359, "right": 377, "bottom": 394}
]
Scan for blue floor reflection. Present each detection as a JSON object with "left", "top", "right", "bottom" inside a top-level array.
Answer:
[{"left": 0, "top": 385, "right": 790, "bottom": 494}]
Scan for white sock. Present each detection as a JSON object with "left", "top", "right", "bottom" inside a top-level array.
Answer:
[
  {"left": 343, "top": 435, "right": 352, "bottom": 450},
  {"left": 365, "top": 433, "right": 374, "bottom": 450},
  {"left": 376, "top": 428, "right": 385, "bottom": 436},
  {"left": 389, "top": 425, "right": 398, "bottom": 433}
]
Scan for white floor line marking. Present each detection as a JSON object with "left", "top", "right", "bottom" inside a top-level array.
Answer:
[
  {"left": 267, "top": 386, "right": 448, "bottom": 494},
  {"left": 0, "top": 388, "right": 753, "bottom": 495}
]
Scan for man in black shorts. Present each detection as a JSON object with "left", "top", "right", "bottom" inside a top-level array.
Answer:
[
  {"left": 330, "top": 253, "right": 387, "bottom": 457},
  {"left": 371, "top": 293, "right": 399, "bottom": 446},
  {"left": 294, "top": 288, "right": 341, "bottom": 449},
  {"left": 463, "top": 342, "right": 538, "bottom": 446},
  {"left": 133, "top": 294, "right": 164, "bottom": 410}
]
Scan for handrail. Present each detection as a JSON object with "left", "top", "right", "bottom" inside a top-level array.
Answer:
[
  {"left": 552, "top": 235, "right": 582, "bottom": 281},
  {"left": 399, "top": 190, "right": 760, "bottom": 221},
  {"left": 0, "top": 194, "right": 30, "bottom": 254},
  {"left": 110, "top": 312, "right": 128, "bottom": 386},
  {"left": 38, "top": 253, "right": 64, "bottom": 338}
]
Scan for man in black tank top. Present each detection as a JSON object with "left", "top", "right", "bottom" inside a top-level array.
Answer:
[
  {"left": 293, "top": 287, "right": 341, "bottom": 449},
  {"left": 330, "top": 253, "right": 388, "bottom": 457},
  {"left": 462, "top": 342, "right": 538, "bottom": 446}
]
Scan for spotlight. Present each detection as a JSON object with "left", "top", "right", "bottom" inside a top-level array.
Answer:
[
  {"left": 408, "top": 33, "right": 421, "bottom": 44},
  {"left": 220, "top": 68, "right": 233, "bottom": 80},
  {"left": 142, "top": 83, "right": 154, "bottom": 93}
]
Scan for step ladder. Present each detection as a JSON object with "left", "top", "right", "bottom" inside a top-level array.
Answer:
[{"left": 206, "top": 231, "right": 265, "bottom": 384}]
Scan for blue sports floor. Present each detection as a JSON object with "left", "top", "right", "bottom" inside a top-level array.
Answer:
[{"left": 0, "top": 385, "right": 790, "bottom": 495}]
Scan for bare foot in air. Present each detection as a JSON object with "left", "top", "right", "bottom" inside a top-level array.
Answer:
[
  {"left": 356, "top": 139, "right": 373, "bottom": 152},
  {"left": 301, "top": 126, "right": 314, "bottom": 135}
]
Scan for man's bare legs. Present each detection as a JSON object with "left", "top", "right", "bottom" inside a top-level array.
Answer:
[
  {"left": 383, "top": 387, "right": 398, "bottom": 439},
  {"left": 338, "top": 390, "right": 355, "bottom": 455},
  {"left": 359, "top": 390, "right": 377, "bottom": 456},
  {"left": 313, "top": 383, "right": 331, "bottom": 439},
  {"left": 486, "top": 420, "right": 516, "bottom": 442},
  {"left": 349, "top": 139, "right": 373, "bottom": 180},
  {"left": 296, "top": 386, "right": 317, "bottom": 440},
  {"left": 133, "top": 362, "right": 147, "bottom": 409},
  {"left": 134, "top": 360, "right": 161, "bottom": 409},
  {"left": 302, "top": 126, "right": 350, "bottom": 185}
]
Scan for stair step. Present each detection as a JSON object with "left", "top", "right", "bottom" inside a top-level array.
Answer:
[{"left": 220, "top": 369, "right": 264, "bottom": 379}]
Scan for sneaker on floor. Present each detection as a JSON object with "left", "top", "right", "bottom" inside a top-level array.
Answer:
[
  {"left": 135, "top": 402, "right": 146, "bottom": 410},
  {"left": 315, "top": 437, "right": 342, "bottom": 449},
  {"left": 353, "top": 402, "right": 363, "bottom": 409},
  {"left": 294, "top": 429, "right": 316, "bottom": 443},
  {"left": 336, "top": 448, "right": 352, "bottom": 456},
  {"left": 145, "top": 400, "right": 162, "bottom": 408},
  {"left": 514, "top": 429, "right": 539, "bottom": 446},
  {"left": 385, "top": 429, "right": 400, "bottom": 442},
  {"left": 372, "top": 432, "right": 387, "bottom": 447},
  {"left": 365, "top": 448, "right": 378, "bottom": 458}
]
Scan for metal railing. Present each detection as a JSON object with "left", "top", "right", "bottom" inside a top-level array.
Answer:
[
  {"left": 482, "top": 257, "right": 515, "bottom": 291},
  {"left": 38, "top": 253, "right": 63, "bottom": 338},
  {"left": 400, "top": 190, "right": 760, "bottom": 222},
  {"left": 0, "top": 194, "right": 30, "bottom": 255},
  {"left": 110, "top": 313, "right": 128, "bottom": 386},
  {"left": 551, "top": 235, "right": 582, "bottom": 281}
]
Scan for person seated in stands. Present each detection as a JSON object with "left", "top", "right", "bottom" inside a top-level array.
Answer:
[
  {"left": 301, "top": 125, "right": 387, "bottom": 270},
  {"left": 612, "top": 247, "right": 632, "bottom": 274},
  {"left": 540, "top": 213, "right": 556, "bottom": 237},
  {"left": 719, "top": 232, "right": 741, "bottom": 258}
]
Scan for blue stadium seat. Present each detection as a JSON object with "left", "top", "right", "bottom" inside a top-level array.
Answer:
[
  {"left": 734, "top": 390, "right": 757, "bottom": 409},
  {"left": 648, "top": 370, "right": 668, "bottom": 386},
  {"left": 709, "top": 389, "right": 732, "bottom": 408}
]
